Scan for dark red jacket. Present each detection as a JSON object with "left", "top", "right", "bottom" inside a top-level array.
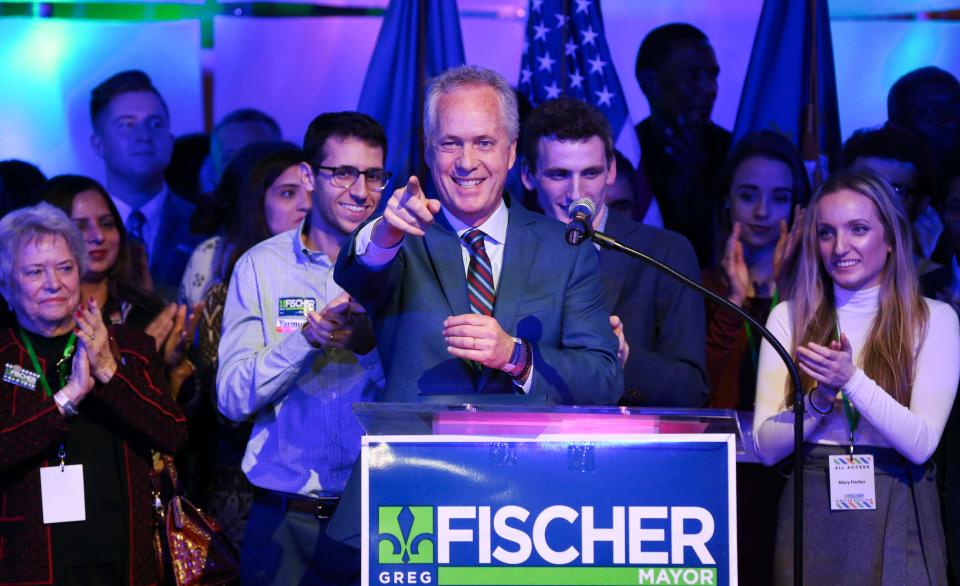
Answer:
[{"left": 0, "top": 326, "right": 187, "bottom": 585}]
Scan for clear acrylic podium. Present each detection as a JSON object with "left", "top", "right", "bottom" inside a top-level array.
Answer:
[
  {"left": 354, "top": 402, "right": 744, "bottom": 450},
  {"left": 342, "top": 403, "right": 743, "bottom": 585}
]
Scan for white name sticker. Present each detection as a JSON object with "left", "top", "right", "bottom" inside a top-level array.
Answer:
[
  {"left": 828, "top": 454, "right": 876, "bottom": 510},
  {"left": 276, "top": 316, "right": 308, "bottom": 334},
  {"left": 40, "top": 464, "right": 86, "bottom": 523}
]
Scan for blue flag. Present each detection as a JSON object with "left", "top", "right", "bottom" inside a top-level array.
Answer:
[
  {"left": 357, "top": 0, "right": 465, "bottom": 186},
  {"left": 519, "top": 0, "right": 640, "bottom": 165},
  {"left": 733, "top": 0, "right": 841, "bottom": 179}
]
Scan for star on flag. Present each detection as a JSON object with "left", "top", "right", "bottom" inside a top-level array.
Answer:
[
  {"left": 587, "top": 54, "right": 607, "bottom": 74},
  {"left": 537, "top": 51, "right": 556, "bottom": 72}
]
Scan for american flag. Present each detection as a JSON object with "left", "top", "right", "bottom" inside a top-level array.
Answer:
[{"left": 519, "top": 0, "right": 640, "bottom": 164}]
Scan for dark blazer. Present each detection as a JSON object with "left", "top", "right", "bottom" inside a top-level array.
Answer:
[
  {"left": 600, "top": 210, "right": 709, "bottom": 407},
  {"left": 0, "top": 325, "right": 187, "bottom": 585},
  {"left": 636, "top": 118, "right": 731, "bottom": 268},
  {"left": 335, "top": 200, "right": 622, "bottom": 405},
  {"left": 151, "top": 190, "right": 201, "bottom": 301}
]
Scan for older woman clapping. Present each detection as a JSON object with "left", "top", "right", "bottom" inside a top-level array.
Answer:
[{"left": 0, "top": 203, "right": 186, "bottom": 586}]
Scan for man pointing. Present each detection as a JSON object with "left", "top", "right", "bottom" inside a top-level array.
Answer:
[{"left": 335, "top": 65, "right": 621, "bottom": 404}]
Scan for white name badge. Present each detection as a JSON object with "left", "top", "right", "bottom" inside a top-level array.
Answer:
[
  {"left": 40, "top": 465, "right": 86, "bottom": 523},
  {"left": 276, "top": 316, "right": 307, "bottom": 334},
  {"left": 828, "top": 454, "right": 876, "bottom": 510}
]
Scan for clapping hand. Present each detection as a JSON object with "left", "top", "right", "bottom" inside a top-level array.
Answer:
[
  {"left": 722, "top": 222, "right": 749, "bottom": 306},
  {"left": 150, "top": 303, "right": 201, "bottom": 399},
  {"left": 657, "top": 114, "right": 710, "bottom": 202},
  {"left": 303, "top": 293, "right": 375, "bottom": 354},
  {"left": 659, "top": 114, "right": 708, "bottom": 170},
  {"left": 75, "top": 297, "right": 117, "bottom": 383},
  {"left": 61, "top": 346, "right": 95, "bottom": 405},
  {"left": 145, "top": 304, "right": 179, "bottom": 353},
  {"left": 796, "top": 334, "right": 856, "bottom": 390},
  {"left": 162, "top": 303, "right": 200, "bottom": 369},
  {"left": 773, "top": 205, "right": 805, "bottom": 297}
]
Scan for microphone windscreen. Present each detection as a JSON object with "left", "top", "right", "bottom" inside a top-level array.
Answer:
[{"left": 567, "top": 198, "right": 596, "bottom": 217}]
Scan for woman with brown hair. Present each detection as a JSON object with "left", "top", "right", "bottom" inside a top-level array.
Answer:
[
  {"left": 705, "top": 130, "right": 809, "bottom": 409},
  {"left": 38, "top": 175, "right": 195, "bottom": 389},
  {"left": 753, "top": 169, "right": 960, "bottom": 584}
]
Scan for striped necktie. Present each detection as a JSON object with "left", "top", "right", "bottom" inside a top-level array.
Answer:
[
  {"left": 463, "top": 229, "right": 495, "bottom": 316},
  {"left": 127, "top": 209, "right": 148, "bottom": 255}
]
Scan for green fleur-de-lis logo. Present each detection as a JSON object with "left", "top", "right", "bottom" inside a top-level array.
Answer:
[{"left": 378, "top": 506, "right": 434, "bottom": 564}]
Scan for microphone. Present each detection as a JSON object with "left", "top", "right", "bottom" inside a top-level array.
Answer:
[{"left": 565, "top": 198, "right": 596, "bottom": 246}]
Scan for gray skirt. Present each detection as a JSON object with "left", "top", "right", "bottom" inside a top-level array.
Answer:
[{"left": 774, "top": 444, "right": 947, "bottom": 586}]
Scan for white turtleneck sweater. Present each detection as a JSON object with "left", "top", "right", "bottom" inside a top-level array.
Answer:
[{"left": 753, "top": 285, "right": 960, "bottom": 465}]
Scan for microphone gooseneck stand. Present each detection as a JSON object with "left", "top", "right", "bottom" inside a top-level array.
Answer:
[{"left": 585, "top": 227, "right": 806, "bottom": 586}]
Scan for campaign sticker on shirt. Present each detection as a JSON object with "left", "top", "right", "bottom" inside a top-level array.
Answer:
[
  {"left": 277, "top": 297, "right": 315, "bottom": 334},
  {"left": 279, "top": 297, "right": 316, "bottom": 316},
  {"left": 3, "top": 363, "right": 39, "bottom": 391},
  {"left": 828, "top": 454, "right": 876, "bottom": 510}
]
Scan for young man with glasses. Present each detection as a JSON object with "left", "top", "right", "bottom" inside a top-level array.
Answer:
[{"left": 217, "top": 111, "right": 388, "bottom": 585}]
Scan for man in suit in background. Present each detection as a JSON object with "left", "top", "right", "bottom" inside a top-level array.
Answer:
[
  {"left": 522, "top": 96, "right": 708, "bottom": 407},
  {"left": 200, "top": 107, "right": 283, "bottom": 194},
  {"left": 335, "top": 65, "right": 621, "bottom": 405},
  {"left": 635, "top": 23, "right": 730, "bottom": 268},
  {"left": 90, "top": 70, "right": 200, "bottom": 299},
  {"left": 887, "top": 66, "right": 960, "bottom": 188}
]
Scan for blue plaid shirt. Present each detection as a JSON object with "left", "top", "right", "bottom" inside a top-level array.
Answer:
[{"left": 217, "top": 222, "right": 382, "bottom": 497}]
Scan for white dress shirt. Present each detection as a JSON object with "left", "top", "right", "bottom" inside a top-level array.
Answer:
[
  {"left": 355, "top": 199, "right": 533, "bottom": 391},
  {"left": 110, "top": 185, "right": 167, "bottom": 255}
]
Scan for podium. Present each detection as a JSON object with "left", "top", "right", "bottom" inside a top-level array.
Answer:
[{"left": 352, "top": 403, "right": 741, "bottom": 586}]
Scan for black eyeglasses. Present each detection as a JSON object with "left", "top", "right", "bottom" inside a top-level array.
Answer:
[{"left": 315, "top": 165, "right": 392, "bottom": 192}]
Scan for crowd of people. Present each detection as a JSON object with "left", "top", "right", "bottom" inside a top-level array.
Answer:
[{"left": 0, "top": 20, "right": 959, "bottom": 586}]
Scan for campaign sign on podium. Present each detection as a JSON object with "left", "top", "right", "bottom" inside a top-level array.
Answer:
[{"left": 361, "top": 430, "right": 736, "bottom": 586}]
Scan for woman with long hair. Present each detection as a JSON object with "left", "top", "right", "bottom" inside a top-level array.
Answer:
[
  {"left": 189, "top": 141, "right": 311, "bottom": 549},
  {"left": 188, "top": 141, "right": 310, "bottom": 378},
  {"left": 753, "top": 169, "right": 960, "bottom": 584},
  {"left": 38, "top": 176, "right": 195, "bottom": 392},
  {"left": 705, "top": 131, "right": 810, "bottom": 409},
  {"left": 39, "top": 176, "right": 161, "bottom": 320},
  {"left": 179, "top": 141, "right": 308, "bottom": 308}
]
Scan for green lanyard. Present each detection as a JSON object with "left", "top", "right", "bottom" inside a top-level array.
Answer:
[
  {"left": 18, "top": 328, "right": 77, "bottom": 399},
  {"left": 834, "top": 317, "right": 860, "bottom": 454},
  {"left": 743, "top": 289, "right": 780, "bottom": 370}
]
